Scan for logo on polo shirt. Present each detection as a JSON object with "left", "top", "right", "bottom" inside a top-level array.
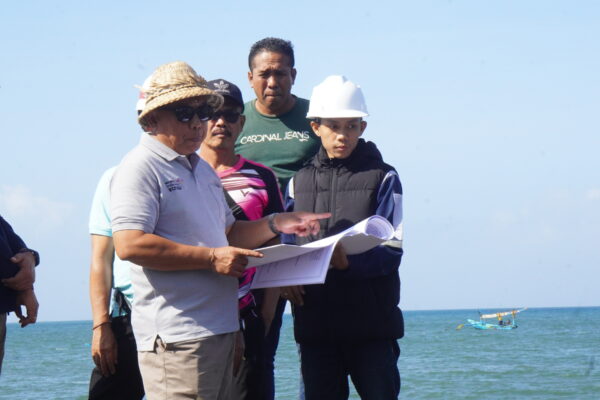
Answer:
[{"left": 165, "top": 178, "right": 184, "bottom": 192}]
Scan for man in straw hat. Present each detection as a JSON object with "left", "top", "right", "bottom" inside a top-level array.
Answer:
[{"left": 110, "top": 61, "right": 329, "bottom": 400}]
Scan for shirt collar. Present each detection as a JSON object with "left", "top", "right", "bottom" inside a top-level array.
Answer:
[{"left": 140, "top": 133, "right": 183, "bottom": 162}]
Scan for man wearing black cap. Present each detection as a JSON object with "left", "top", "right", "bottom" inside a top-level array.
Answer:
[{"left": 201, "top": 79, "right": 284, "bottom": 400}]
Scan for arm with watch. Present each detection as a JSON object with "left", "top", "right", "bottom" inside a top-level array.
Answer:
[
  {"left": 1, "top": 216, "right": 39, "bottom": 291},
  {"left": 225, "top": 211, "right": 330, "bottom": 250},
  {"left": 2, "top": 248, "right": 39, "bottom": 291},
  {"left": 113, "top": 212, "right": 329, "bottom": 279}
]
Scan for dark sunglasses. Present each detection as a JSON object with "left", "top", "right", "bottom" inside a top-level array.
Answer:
[
  {"left": 165, "top": 105, "right": 214, "bottom": 122},
  {"left": 209, "top": 110, "right": 242, "bottom": 123}
]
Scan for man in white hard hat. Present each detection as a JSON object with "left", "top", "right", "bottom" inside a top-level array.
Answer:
[
  {"left": 283, "top": 75, "right": 404, "bottom": 400},
  {"left": 87, "top": 81, "right": 151, "bottom": 400},
  {"left": 109, "top": 61, "right": 329, "bottom": 400},
  {"left": 234, "top": 37, "right": 321, "bottom": 399}
]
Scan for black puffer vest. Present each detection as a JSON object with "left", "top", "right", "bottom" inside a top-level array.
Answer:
[{"left": 291, "top": 139, "right": 404, "bottom": 344}]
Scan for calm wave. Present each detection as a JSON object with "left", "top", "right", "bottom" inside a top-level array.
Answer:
[{"left": 1, "top": 307, "right": 598, "bottom": 399}]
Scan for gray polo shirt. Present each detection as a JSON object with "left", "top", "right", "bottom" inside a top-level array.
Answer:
[{"left": 111, "top": 134, "right": 238, "bottom": 351}]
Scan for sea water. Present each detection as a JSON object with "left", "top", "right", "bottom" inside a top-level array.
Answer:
[{"left": 1, "top": 307, "right": 598, "bottom": 399}]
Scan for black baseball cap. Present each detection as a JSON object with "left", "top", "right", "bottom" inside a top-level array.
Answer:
[{"left": 208, "top": 79, "right": 244, "bottom": 110}]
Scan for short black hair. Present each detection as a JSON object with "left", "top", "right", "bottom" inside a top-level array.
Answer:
[{"left": 248, "top": 37, "right": 295, "bottom": 70}]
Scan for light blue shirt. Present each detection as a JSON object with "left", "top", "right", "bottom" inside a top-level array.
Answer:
[{"left": 89, "top": 166, "right": 134, "bottom": 317}]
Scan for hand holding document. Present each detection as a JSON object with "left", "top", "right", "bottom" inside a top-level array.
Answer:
[{"left": 248, "top": 216, "right": 400, "bottom": 289}]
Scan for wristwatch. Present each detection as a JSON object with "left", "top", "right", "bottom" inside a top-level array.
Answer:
[
  {"left": 19, "top": 248, "right": 40, "bottom": 266},
  {"left": 267, "top": 213, "right": 282, "bottom": 235}
]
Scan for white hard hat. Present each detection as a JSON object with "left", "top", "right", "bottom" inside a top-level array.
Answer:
[
  {"left": 135, "top": 74, "right": 154, "bottom": 114},
  {"left": 135, "top": 93, "right": 146, "bottom": 114},
  {"left": 306, "top": 75, "right": 368, "bottom": 119}
]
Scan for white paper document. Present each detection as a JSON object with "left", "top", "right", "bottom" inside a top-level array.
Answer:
[{"left": 248, "top": 215, "right": 399, "bottom": 289}]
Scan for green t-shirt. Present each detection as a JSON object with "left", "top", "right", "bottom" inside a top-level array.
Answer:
[{"left": 235, "top": 97, "right": 321, "bottom": 192}]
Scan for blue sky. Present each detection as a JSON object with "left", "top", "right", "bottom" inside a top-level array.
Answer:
[{"left": 1, "top": 1, "right": 598, "bottom": 321}]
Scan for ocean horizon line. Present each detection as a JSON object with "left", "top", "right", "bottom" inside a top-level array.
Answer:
[{"left": 7, "top": 305, "right": 599, "bottom": 325}]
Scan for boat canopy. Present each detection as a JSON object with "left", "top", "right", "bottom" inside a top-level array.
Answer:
[{"left": 480, "top": 308, "right": 527, "bottom": 319}]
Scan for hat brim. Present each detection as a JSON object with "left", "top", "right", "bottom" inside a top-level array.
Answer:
[
  {"left": 138, "top": 86, "right": 224, "bottom": 124},
  {"left": 219, "top": 93, "right": 245, "bottom": 111},
  {"left": 306, "top": 110, "right": 368, "bottom": 119}
]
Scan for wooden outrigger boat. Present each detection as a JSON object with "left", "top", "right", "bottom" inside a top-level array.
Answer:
[{"left": 456, "top": 308, "right": 527, "bottom": 330}]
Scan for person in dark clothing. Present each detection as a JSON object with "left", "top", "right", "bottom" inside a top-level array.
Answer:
[
  {"left": 0, "top": 215, "right": 40, "bottom": 375},
  {"left": 283, "top": 76, "right": 404, "bottom": 400}
]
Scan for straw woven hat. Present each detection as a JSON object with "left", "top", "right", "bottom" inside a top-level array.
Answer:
[{"left": 138, "top": 61, "right": 223, "bottom": 125}]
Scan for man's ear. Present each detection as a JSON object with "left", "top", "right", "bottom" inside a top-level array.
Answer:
[
  {"left": 359, "top": 120, "right": 367, "bottom": 136},
  {"left": 310, "top": 120, "right": 321, "bottom": 137},
  {"left": 239, "top": 114, "right": 246, "bottom": 130},
  {"left": 247, "top": 70, "right": 254, "bottom": 88},
  {"left": 291, "top": 68, "right": 297, "bottom": 85},
  {"left": 144, "top": 112, "right": 159, "bottom": 132}
]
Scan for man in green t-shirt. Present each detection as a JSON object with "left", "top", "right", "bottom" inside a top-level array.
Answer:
[
  {"left": 234, "top": 37, "right": 318, "bottom": 400},
  {"left": 235, "top": 37, "right": 320, "bottom": 192}
]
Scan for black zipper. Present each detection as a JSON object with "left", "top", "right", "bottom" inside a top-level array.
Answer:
[{"left": 328, "top": 162, "right": 338, "bottom": 224}]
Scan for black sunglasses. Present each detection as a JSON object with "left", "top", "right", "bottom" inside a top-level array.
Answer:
[
  {"left": 165, "top": 105, "right": 214, "bottom": 122},
  {"left": 209, "top": 110, "right": 242, "bottom": 123}
]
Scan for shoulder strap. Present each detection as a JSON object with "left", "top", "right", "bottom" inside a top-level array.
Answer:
[{"left": 222, "top": 189, "right": 249, "bottom": 221}]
